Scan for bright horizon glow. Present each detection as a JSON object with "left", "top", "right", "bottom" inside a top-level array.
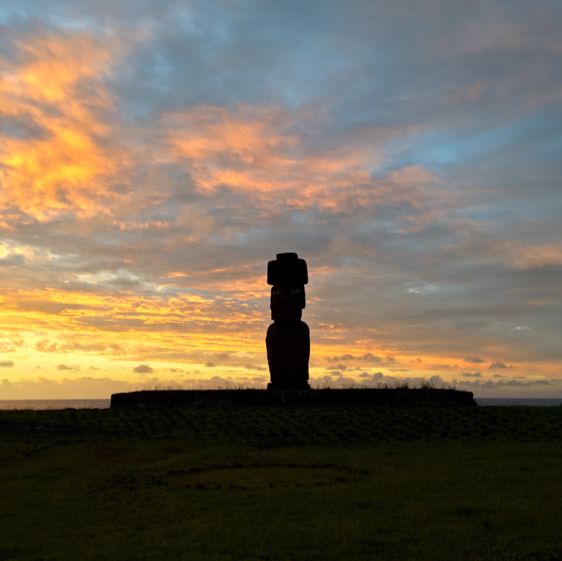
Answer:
[{"left": 1, "top": 1, "right": 562, "bottom": 398}]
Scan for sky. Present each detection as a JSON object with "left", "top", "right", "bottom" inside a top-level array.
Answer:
[{"left": 1, "top": 0, "right": 561, "bottom": 399}]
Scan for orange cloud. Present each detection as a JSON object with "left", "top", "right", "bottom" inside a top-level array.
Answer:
[
  {"left": 506, "top": 243, "right": 562, "bottom": 268},
  {"left": 0, "top": 30, "right": 434, "bottom": 224},
  {"left": 165, "top": 105, "right": 432, "bottom": 211},
  {"left": 0, "top": 30, "right": 126, "bottom": 220}
]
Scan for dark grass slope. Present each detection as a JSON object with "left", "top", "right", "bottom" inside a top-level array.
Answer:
[
  {"left": 1, "top": 406, "right": 561, "bottom": 561},
  {"left": 110, "top": 387, "right": 476, "bottom": 409},
  {"left": 1, "top": 403, "right": 561, "bottom": 445}
]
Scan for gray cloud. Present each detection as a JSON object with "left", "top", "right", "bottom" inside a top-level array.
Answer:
[
  {"left": 133, "top": 364, "right": 154, "bottom": 374},
  {"left": 0, "top": 360, "right": 14, "bottom": 367},
  {"left": 0, "top": 114, "right": 49, "bottom": 140},
  {"left": 489, "top": 362, "right": 509, "bottom": 370},
  {"left": 453, "top": 373, "right": 562, "bottom": 398},
  {"left": 327, "top": 353, "right": 396, "bottom": 366},
  {"left": 464, "top": 356, "right": 484, "bottom": 364}
]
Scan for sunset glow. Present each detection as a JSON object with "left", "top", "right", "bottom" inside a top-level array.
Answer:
[{"left": 1, "top": 2, "right": 561, "bottom": 398}]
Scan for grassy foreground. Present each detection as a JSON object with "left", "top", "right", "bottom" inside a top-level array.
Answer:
[{"left": 0, "top": 405, "right": 561, "bottom": 561}]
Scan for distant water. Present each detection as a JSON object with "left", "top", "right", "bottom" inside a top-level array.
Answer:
[
  {"left": 0, "top": 398, "right": 561, "bottom": 410},
  {"left": 0, "top": 399, "right": 111, "bottom": 410},
  {"left": 476, "top": 398, "right": 562, "bottom": 407}
]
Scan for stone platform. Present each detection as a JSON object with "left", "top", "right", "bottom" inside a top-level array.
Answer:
[{"left": 110, "top": 388, "right": 476, "bottom": 408}]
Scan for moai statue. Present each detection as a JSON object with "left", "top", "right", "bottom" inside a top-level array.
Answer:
[{"left": 266, "top": 252, "right": 310, "bottom": 390}]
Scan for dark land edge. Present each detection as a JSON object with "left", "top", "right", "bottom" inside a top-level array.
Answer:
[{"left": 110, "top": 388, "right": 476, "bottom": 408}]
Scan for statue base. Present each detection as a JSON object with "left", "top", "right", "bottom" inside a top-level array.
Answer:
[
  {"left": 111, "top": 388, "right": 477, "bottom": 408},
  {"left": 267, "top": 382, "right": 311, "bottom": 391}
]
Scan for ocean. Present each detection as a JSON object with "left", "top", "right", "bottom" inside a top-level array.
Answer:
[
  {"left": 0, "top": 399, "right": 111, "bottom": 410},
  {"left": 0, "top": 398, "right": 561, "bottom": 410}
]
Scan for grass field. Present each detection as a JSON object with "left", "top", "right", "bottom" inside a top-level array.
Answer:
[{"left": 1, "top": 404, "right": 561, "bottom": 561}]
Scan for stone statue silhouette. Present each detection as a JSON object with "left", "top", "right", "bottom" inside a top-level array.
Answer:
[{"left": 266, "top": 252, "right": 310, "bottom": 390}]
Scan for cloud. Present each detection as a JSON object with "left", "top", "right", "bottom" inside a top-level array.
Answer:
[
  {"left": 58, "top": 364, "right": 79, "bottom": 371},
  {"left": 0, "top": 360, "right": 14, "bottom": 367},
  {"left": 163, "top": 104, "right": 435, "bottom": 216},
  {"left": 327, "top": 353, "right": 395, "bottom": 366},
  {"left": 464, "top": 356, "right": 483, "bottom": 364},
  {"left": 489, "top": 362, "right": 509, "bottom": 370},
  {"left": 457, "top": 377, "right": 556, "bottom": 392},
  {"left": 0, "top": 25, "right": 129, "bottom": 221},
  {"left": 0, "top": 2, "right": 561, "bottom": 397},
  {"left": 133, "top": 364, "right": 154, "bottom": 374}
]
